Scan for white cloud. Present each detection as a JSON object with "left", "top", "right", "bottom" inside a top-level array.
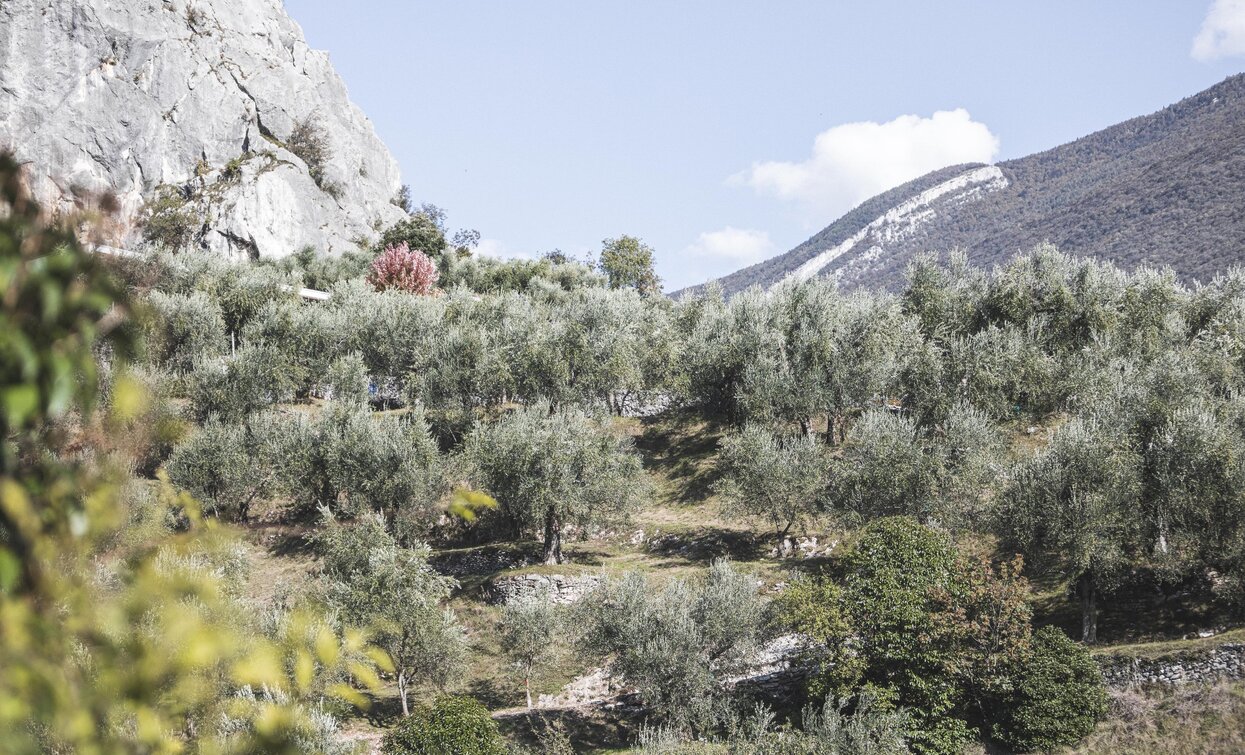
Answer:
[
  {"left": 473, "top": 238, "right": 531, "bottom": 260},
  {"left": 1192, "top": 0, "right": 1245, "bottom": 61},
  {"left": 735, "top": 108, "right": 1000, "bottom": 221},
  {"left": 684, "top": 226, "right": 775, "bottom": 266}
]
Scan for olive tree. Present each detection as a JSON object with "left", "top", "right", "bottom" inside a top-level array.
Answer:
[
  {"left": 144, "top": 290, "right": 227, "bottom": 373},
  {"left": 578, "top": 560, "right": 764, "bottom": 734},
  {"left": 499, "top": 591, "right": 562, "bottom": 709},
  {"left": 318, "top": 514, "right": 465, "bottom": 717},
  {"left": 516, "top": 289, "right": 649, "bottom": 412},
  {"left": 165, "top": 414, "right": 288, "bottom": 522},
  {"left": 834, "top": 405, "right": 1000, "bottom": 528},
  {"left": 292, "top": 405, "right": 444, "bottom": 531},
  {"left": 1004, "top": 418, "right": 1140, "bottom": 643},
  {"left": 464, "top": 405, "right": 649, "bottom": 563},
  {"left": 715, "top": 425, "right": 829, "bottom": 544}
]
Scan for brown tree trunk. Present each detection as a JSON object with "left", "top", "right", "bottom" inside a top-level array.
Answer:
[
  {"left": 542, "top": 508, "right": 563, "bottom": 565},
  {"left": 1079, "top": 572, "right": 1098, "bottom": 644},
  {"left": 398, "top": 669, "right": 410, "bottom": 717},
  {"left": 525, "top": 665, "right": 533, "bottom": 709}
]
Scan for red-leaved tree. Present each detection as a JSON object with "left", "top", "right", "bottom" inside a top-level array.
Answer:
[{"left": 367, "top": 242, "right": 440, "bottom": 294}]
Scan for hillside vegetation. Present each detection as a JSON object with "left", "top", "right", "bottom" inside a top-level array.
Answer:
[
  {"left": 692, "top": 73, "right": 1245, "bottom": 296},
  {"left": 6, "top": 150, "right": 1245, "bottom": 753}
]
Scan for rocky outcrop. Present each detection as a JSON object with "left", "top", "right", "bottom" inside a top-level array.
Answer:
[
  {"left": 0, "top": 0, "right": 406, "bottom": 259},
  {"left": 486, "top": 572, "right": 602, "bottom": 606},
  {"left": 1098, "top": 642, "right": 1245, "bottom": 688}
]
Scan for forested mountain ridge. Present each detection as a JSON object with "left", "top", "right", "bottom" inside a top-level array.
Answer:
[{"left": 687, "top": 73, "right": 1245, "bottom": 296}]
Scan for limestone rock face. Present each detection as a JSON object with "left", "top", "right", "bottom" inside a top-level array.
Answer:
[{"left": 0, "top": 0, "right": 407, "bottom": 259}]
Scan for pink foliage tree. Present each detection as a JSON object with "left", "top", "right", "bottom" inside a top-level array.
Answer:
[{"left": 367, "top": 242, "right": 440, "bottom": 294}]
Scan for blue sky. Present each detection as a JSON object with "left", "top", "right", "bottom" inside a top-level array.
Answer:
[{"left": 285, "top": 1, "right": 1245, "bottom": 290}]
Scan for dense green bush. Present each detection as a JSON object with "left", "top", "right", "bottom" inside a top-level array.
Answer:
[
  {"left": 187, "top": 345, "right": 303, "bottom": 422},
  {"left": 144, "top": 290, "right": 227, "bottom": 373},
  {"left": 777, "top": 518, "right": 1035, "bottom": 755},
  {"left": 989, "top": 626, "right": 1107, "bottom": 752},
  {"left": 579, "top": 560, "right": 764, "bottom": 734},
  {"left": 465, "top": 405, "right": 649, "bottom": 563},
  {"left": 378, "top": 208, "right": 448, "bottom": 260},
  {"left": 381, "top": 696, "right": 505, "bottom": 755}
]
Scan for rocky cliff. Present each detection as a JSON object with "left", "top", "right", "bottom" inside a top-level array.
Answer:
[{"left": 0, "top": 0, "right": 407, "bottom": 259}]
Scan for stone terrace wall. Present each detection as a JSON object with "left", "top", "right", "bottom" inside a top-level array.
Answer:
[
  {"left": 1097, "top": 642, "right": 1245, "bottom": 688},
  {"left": 486, "top": 572, "right": 602, "bottom": 605}
]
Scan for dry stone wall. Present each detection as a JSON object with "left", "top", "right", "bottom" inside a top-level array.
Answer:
[
  {"left": 486, "top": 572, "right": 602, "bottom": 606},
  {"left": 1097, "top": 642, "right": 1245, "bottom": 688}
]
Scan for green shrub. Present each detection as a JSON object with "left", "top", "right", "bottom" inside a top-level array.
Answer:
[
  {"left": 165, "top": 415, "right": 288, "bottom": 521},
  {"left": 287, "top": 115, "right": 337, "bottom": 194},
  {"left": 378, "top": 208, "right": 448, "bottom": 260},
  {"left": 778, "top": 517, "right": 1034, "bottom": 755},
  {"left": 381, "top": 696, "right": 505, "bottom": 755},
  {"left": 990, "top": 626, "right": 1107, "bottom": 752},
  {"left": 187, "top": 345, "right": 303, "bottom": 422},
  {"left": 144, "top": 290, "right": 227, "bottom": 373},
  {"left": 139, "top": 185, "right": 198, "bottom": 250},
  {"left": 326, "top": 352, "right": 369, "bottom": 404}
]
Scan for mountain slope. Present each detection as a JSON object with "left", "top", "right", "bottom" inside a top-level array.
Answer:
[
  {"left": 691, "top": 74, "right": 1245, "bottom": 296},
  {"left": 0, "top": 0, "right": 406, "bottom": 259}
]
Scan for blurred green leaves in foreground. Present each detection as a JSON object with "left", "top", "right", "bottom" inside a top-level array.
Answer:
[{"left": 0, "top": 152, "right": 388, "bottom": 753}]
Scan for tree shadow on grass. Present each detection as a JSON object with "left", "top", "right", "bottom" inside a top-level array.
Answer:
[
  {"left": 257, "top": 525, "right": 318, "bottom": 558},
  {"left": 645, "top": 526, "right": 769, "bottom": 565},
  {"left": 635, "top": 410, "right": 727, "bottom": 506},
  {"left": 360, "top": 692, "right": 404, "bottom": 728},
  {"left": 468, "top": 677, "right": 511, "bottom": 710},
  {"left": 495, "top": 705, "right": 645, "bottom": 752}
]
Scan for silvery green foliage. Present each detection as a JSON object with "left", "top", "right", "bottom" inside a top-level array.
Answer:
[
  {"left": 715, "top": 426, "right": 829, "bottom": 541},
  {"left": 579, "top": 560, "right": 764, "bottom": 734},
  {"left": 1004, "top": 417, "right": 1140, "bottom": 641},
  {"left": 144, "top": 290, "right": 228, "bottom": 374},
  {"left": 833, "top": 404, "right": 1001, "bottom": 528},
  {"left": 172, "top": 404, "right": 444, "bottom": 529},
  {"left": 439, "top": 251, "right": 606, "bottom": 293},
  {"left": 326, "top": 352, "right": 369, "bottom": 405},
  {"left": 340, "top": 285, "right": 447, "bottom": 392},
  {"left": 633, "top": 695, "right": 910, "bottom": 754},
  {"left": 680, "top": 280, "right": 913, "bottom": 438},
  {"left": 292, "top": 404, "right": 444, "bottom": 527},
  {"left": 465, "top": 404, "right": 649, "bottom": 563},
  {"left": 404, "top": 289, "right": 527, "bottom": 418},
  {"left": 187, "top": 344, "right": 303, "bottom": 422},
  {"left": 678, "top": 286, "right": 776, "bottom": 422},
  {"left": 176, "top": 256, "right": 300, "bottom": 338},
  {"left": 241, "top": 299, "right": 354, "bottom": 398},
  {"left": 514, "top": 287, "right": 670, "bottom": 413},
  {"left": 318, "top": 513, "right": 465, "bottom": 711},
  {"left": 499, "top": 588, "right": 563, "bottom": 708},
  {"left": 166, "top": 414, "right": 287, "bottom": 522},
  {"left": 218, "top": 686, "right": 363, "bottom": 755}
]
